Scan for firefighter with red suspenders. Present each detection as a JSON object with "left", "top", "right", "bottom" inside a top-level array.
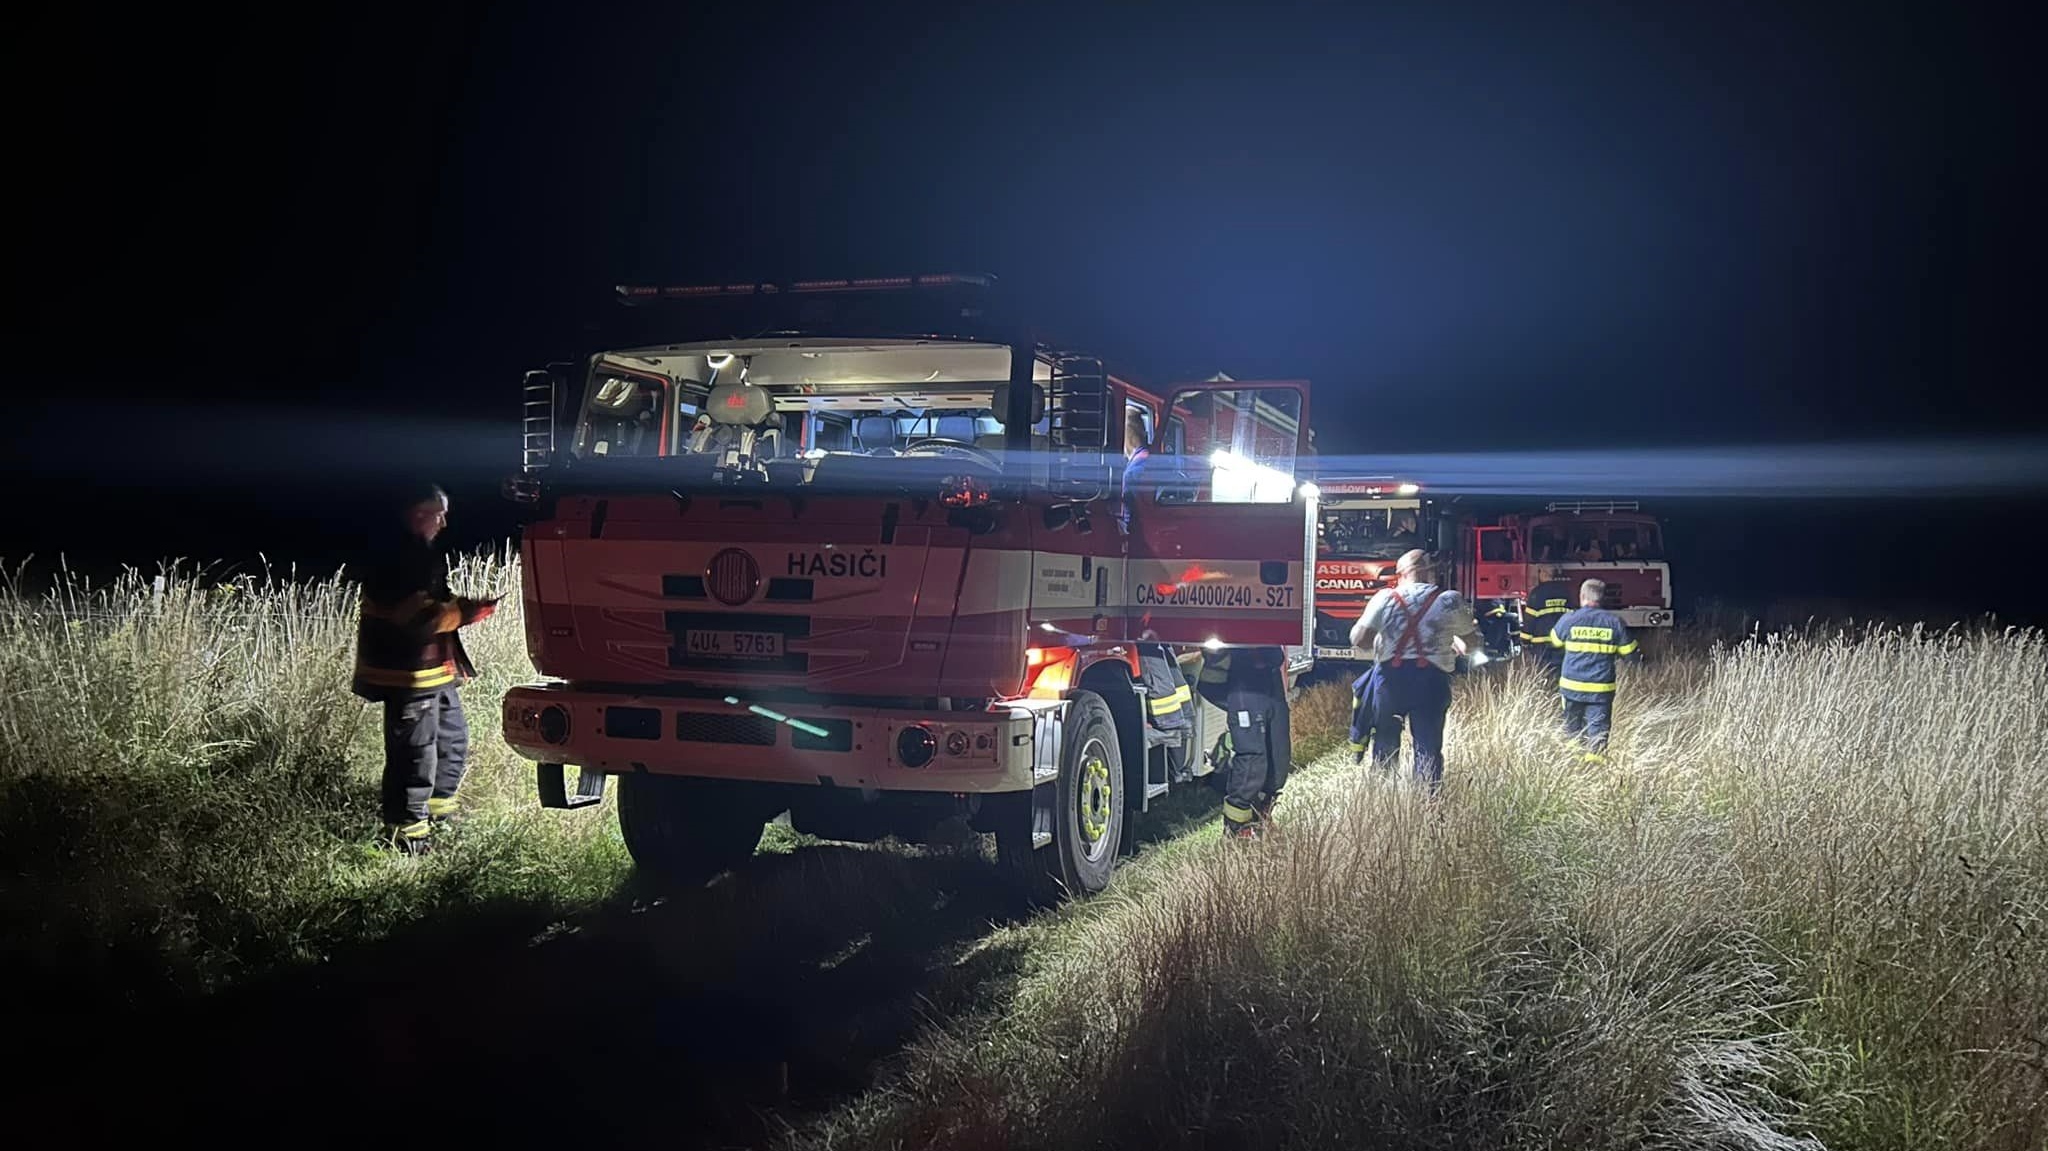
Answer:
[{"left": 1348, "top": 549, "right": 1487, "bottom": 793}]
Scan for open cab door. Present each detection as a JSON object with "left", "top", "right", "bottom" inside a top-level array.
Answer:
[{"left": 1125, "top": 380, "right": 1316, "bottom": 648}]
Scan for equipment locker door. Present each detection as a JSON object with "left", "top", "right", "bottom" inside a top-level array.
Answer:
[{"left": 1123, "top": 381, "right": 1315, "bottom": 647}]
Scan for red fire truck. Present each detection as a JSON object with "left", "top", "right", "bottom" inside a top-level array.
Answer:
[
  {"left": 1456, "top": 501, "right": 1675, "bottom": 636},
  {"left": 1306, "top": 476, "right": 1428, "bottom": 663},
  {"left": 499, "top": 275, "right": 1317, "bottom": 898},
  {"left": 1303, "top": 472, "right": 1672, "bottom": 659}
]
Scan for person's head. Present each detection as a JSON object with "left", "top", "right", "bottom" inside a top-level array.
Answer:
[
  {"left": 1395, "top": 548, "right": 1431, "bottom": 585},
  {"left": 400, "top": 483, "right": 450, "bottom": 542},
  {"left": 1580, "top": 578, "right": 1605, "bottom": 608},
  {"left": 1124, "top": 408, "right": 1150, "bottom": 459}
]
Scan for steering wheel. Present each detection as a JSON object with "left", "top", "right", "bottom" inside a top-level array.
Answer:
[{"left": 899, "top": 437, "right": 1001, "bottom": 468}]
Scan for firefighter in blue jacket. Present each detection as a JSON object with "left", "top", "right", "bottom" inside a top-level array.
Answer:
[
  {"left": 1517, "top": 575, "right": 1575, "bottom": 679},
  {"left": 1547, "top": 578, "right": 1638, "bottom": 763}
]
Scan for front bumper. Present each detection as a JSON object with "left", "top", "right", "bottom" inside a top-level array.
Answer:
[{"left": 501, "top": 684, "right": 1049, "bottom": 794}]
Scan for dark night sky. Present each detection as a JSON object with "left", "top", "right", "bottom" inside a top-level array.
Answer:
[{"left": 14, "top": 2, "right": 2046, "bottom": 618}]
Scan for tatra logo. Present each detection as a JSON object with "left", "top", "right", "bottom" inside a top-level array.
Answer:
[
  {"left": 706, "top": 548, "right": 760, "bottom": 606},
  {"left": 787, "top": 550, "right": 889, "bottom": 578}
]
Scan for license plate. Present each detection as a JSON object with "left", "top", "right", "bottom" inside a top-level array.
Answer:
[{"left": 686, "top": 629, "right": 784, "bottom": 659}]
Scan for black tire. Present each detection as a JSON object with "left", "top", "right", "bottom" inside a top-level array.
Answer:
[
  {"left": 616, "top": 774, "right": 775, "bottom": 887},
  {"left": 996, "top": 690, "right": 1126, "bottom": 903}
]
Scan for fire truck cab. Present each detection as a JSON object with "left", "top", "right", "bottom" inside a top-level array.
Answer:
[
  {"left": 500, "top": 275, "right": 1316, "bottom": 899},
  {"left": 1302, "top": 476, "right": 1429, "bottom": 663}
]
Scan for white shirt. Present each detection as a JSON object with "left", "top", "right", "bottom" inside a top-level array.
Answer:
[{"left": 1353, "top": 582, "right": 1475, "bottom": 673}]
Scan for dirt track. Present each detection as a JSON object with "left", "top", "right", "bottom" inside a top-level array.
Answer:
[{"left": 47, "top": 841, "right": 1039, "bottom": 1150}]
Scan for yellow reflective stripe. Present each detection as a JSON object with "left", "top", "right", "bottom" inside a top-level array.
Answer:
[
  {"left": 426, "top": 797, "right": 461, "bottom": 816},
  {"left": 1580, "top": 752, "right": 1608, "bottom": 764},
  {"left": 1148, "top": 685, "right": 1192, "bottom": 714},
  {"left": 1617, "top": 640, "right": 1639, "bottom": 655},
  {"left": 1514, "top": 631, "right": 1544, "bottom": 643},
  {"left": 1558, "top": 677, "right": 1617, "bottom": 693},
  {"left": 355, "top": 661, "right": 458, "bottom": 689},
  {"left": 1222, "top": 801, "right": 1257, "bottom": 824},
  {"left": 389, "top": 820, "right": 431, "bottom": 839},
  {"left": 1561, "top": 640, "right": 1623, "bottom": 654},
  {"left": 1522, "top": 605, "right": 1567, "bottom": 617}
]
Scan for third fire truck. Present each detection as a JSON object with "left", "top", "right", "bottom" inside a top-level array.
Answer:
[{"left": 499, "top": 274, "right": 1316, "bottom": 899}]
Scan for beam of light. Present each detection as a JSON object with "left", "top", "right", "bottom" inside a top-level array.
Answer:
[
  {"left": 722, "top": 695, "right": 831, "bottom": 739},
  {"left": 1311, "top": 439, "right": 2048, "bottom": 499},
  {"left": 1208, "top": 449, "right": 1296, "bottom": 502}
]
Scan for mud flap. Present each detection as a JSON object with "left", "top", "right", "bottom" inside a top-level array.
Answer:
[
  {"left": 537, "top": 762, "right": 607, "bottom": 809},
  {"left": 1026, "top": 701, "right": 1065, "bottom": 848}
]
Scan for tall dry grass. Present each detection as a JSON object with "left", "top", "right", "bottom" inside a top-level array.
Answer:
[
  {"left": 0, "top": 551, "right": 626, "bottom": 996},
  {"left": 807, "top": 629, "right": 2048, "bottom": 1151}
]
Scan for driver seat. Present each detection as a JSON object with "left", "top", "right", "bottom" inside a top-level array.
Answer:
[{"left": 855, "top": 415, "right": 899, "bottom": 455}]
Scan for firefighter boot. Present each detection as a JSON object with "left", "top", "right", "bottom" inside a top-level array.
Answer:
[
  {"left": 384, "top": 820, "right": 435, "bottom": 857},
  {"left": 426, "top": 794, "right": 464, "bottom": 831}
]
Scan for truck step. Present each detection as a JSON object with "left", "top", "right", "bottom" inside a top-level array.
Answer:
[
  {"left": 1144, "top": 780, "right": 1171, "bottom": 802},
  {"left": 537, "top": 763, "right": 606, "bottom": 809}
]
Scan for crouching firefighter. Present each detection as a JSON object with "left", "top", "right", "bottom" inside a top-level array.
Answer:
[
  {"left": 352, "top": 484, "right": 499, "bottom": 853},
  {"left": 1196, "top": 645, "right": 1291, "bottom": 840},
  {"left": 1136, "top": 642, "right": 1197, "bottom": 782}
]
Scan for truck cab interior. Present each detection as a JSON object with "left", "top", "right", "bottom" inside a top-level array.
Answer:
[{"left": 561, "top": 341, "right": 1091, "bottom": 495}]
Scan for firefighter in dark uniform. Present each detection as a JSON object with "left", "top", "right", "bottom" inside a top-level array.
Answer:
[
  {"left": 1136, "top": 646, "right": 1196, "bottom": 781},
  {"left": 1517, "top": 574, "right": 1575, "bottom": 679},
  {"left": 352, "top": 484, "right": 499, "bottom": 853},
  {"left": 1548, "top": 578, "right": 1638, "bottom": 763},
  {"left": 1195, "top": 646, "right": 1290, "bottom": 839}
]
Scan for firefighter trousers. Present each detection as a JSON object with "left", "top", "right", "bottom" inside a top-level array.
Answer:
[
  {"left": 1561, "top": 696, "right": 1613, "bottom": 759},
  {"left": 1221, "top": 681, "right": 1290, "bottom": 828},
  {"left": 1368, "top": 665, "right": 1452, "bottom": 791},
  {"left": 381, "top": 685, "right": 469, "bottom": 832}
]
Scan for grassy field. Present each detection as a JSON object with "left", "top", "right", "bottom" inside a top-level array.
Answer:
[
  {"left": 2, "top": 556, "right": 2043, "bottom": 1149},
  {"left": 0, "top": 552, "right": 629, "bottom": 1001}
]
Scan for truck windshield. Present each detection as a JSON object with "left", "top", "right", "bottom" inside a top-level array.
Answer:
[
  {"left": 1531, "top": 519, "right": 1664, "bottom": 562},
  {"left": 1320, "top": 506, "right": 1420, "bottom": 559},
  {"left": 562, "top": 341, "right": 1078, "bottom": 495}
]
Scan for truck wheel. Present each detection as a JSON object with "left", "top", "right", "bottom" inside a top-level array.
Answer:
[
  {"left": 616, "top": 774, "right": 774, "bottom": 887},
  {"left": 997, "top": 690, "right": 1125, "bottom": 903}
]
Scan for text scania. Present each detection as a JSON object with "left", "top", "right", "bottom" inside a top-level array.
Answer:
[
  {"left": 1135, "top": 583, "right": 1296, "bottom": 608},
  {"left": 787, "top": 550, "right": 889, "bottom": 578}
]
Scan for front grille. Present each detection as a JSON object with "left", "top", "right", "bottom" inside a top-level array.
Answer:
[
  {"left": 662, "top": 574, "right": 707, "bottom": 597},
  {"left": 676, "top": 713, "right": 777, "bottom": 746}
]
